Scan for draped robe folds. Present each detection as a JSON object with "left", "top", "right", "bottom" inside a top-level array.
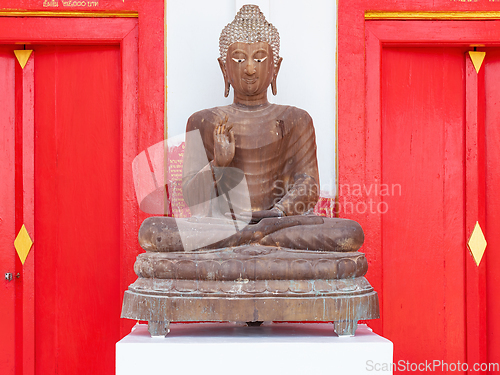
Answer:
[
  {"left": 182, "top": 104, "right": 320, "bottom": 217},
  {"left": 138, "top": 104, "right": 364, "bottom": 252}
]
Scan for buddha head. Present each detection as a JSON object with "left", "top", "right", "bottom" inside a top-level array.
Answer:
[{"left": 218, "top": 5, "right": 283, "bottom": 98}]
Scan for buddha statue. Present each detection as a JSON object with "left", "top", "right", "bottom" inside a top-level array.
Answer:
[
  {"left": 122, "top": 5, "right": 379, "bottom": 337},
  {"left": 138, "top": 5, "right": 363, "bottom": 253}
]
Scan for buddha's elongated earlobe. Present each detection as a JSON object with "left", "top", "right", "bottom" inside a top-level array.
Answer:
[
  {"left": 271, "top": 57, "right": 283, "bottom": 96},
  {"left": 218, "top": 57, "right": 230, "bottom": 97},
  {"left": 271, "top": 78, "right": 278, "bottom": 96}
]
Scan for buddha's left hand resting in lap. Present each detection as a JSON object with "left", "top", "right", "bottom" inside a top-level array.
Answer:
[{"left": 139, "top": 5, "right": 363, "bottom": 253}]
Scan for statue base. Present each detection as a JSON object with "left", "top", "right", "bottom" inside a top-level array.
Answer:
[
  {"left": 121, "top": 246, "right": 380, "bottom": 336},
  {"left": 117, "top": 323, "right": 393, "bottom": 375}
]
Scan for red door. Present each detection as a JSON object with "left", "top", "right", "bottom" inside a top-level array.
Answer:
[
  {"left": 0, "top": 18, "right": 142, "bottom": 375},
  {"left": 381, "top": 46, "right": 468, "bottom": 369},
  {"left": 34, "top": 44, "right": 122, "bottom": 375},
  {"left": 362, "top": 21, "right": 500, "bottom": 373}
]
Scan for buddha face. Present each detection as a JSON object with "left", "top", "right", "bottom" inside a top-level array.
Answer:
[{"left": 224, "top": 41, "right": 276, "bottom": 98}]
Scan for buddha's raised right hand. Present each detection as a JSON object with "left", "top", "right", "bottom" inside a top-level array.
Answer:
[{"left": 213, "top": 115, "right": 235, "bottom": 167}]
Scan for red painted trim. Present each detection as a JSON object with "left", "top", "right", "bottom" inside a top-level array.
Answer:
[
  {"left": 14, "top": 53, "right": 35, "bottom": 375},
  {"left": 20, "top": 54, "right": 35, "bottom": 375},
  {"left": 0, "top": 48, "right": 16, "bottom": 375},
  {"left": 465, "top": 53, "right": 487, "bottom": 373},
  {"left": 119, "top": 25, "right": 140, "bottom": 336},
  {"left": 364, "top": 29, "right": 383, "bottom": 335},
  {"left": 484, "top": 49, "right": 500, "bottom": 370},
  {"left": 0, "top": 17, "right": 138, "bottom": 43},
  {"left": 134, "top": 1, "right": 165, "bottom": 334},
  {"left": 366, "top": 20, "right": 500, "bottom": 45},
  {"left": 14, "top": 55, "right": 22, "bottom": 375},
  {"left": 442, "top": 58, "right": 467, "bottom": 365}
]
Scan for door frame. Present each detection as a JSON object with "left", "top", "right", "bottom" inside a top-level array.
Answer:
[
  {"left": 364, "top": 19, "right": 500, "bottom": 369},
  {"left": 0, "top": 14, "right": 163, "bottom": 375}
]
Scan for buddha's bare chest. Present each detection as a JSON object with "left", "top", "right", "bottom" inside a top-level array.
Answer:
[
  {"left": 210, "top": 105, "right": 292, "bottom": 169},
  {"left": 231, "top": 119, "right": 285, "bottom": 150}
]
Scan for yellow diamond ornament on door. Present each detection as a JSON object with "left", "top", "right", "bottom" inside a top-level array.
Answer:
[
  {"left": 14, "top": 224, "right": 33, "bottom": 265},
  {"left": 14, "top": 50, "right": 33, "bottom": 69},
  {"left": 467, "top": 222, "right": 487, "bottom": 267},
  {"left": 468, "top": 51, "right": 486, "bottom": 74}
]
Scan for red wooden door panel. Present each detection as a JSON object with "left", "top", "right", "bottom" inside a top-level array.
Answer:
[
  {"left": 484, "top": 50, "right": 500, "bottom": 370},
  {"left": 0, "top": 15, "right": 162, "bottom": 375},
  {"left": 34, "top": 45, "right": 121, "bottom": 375},
  {"left": 381, "top": 47, "right": 467, "bottom": 369},
  {"left": 0, "top": 18, "right": 141, "bottom": 375},
  {"left": 0, "top": 46, "right": 16, "bottom": 375},
  {"left": 364, "top": 21, "right": 500, "bottom": 374}
]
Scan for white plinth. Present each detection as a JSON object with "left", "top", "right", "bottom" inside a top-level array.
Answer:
[{"left": 116, "top": 323, "right": 393, "bottom": 375}]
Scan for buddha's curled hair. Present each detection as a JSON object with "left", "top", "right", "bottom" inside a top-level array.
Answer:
[{"left": 219, "top": 5, "right": 280, "bottom": 67}]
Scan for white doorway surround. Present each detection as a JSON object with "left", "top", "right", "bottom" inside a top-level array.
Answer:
[{"left": 166, "top": 0, "right": 337, "bottom": 197}]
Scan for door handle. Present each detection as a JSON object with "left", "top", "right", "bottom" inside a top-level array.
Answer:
[{"left": 4, "top": 273, "right": 20, "bottom": 281}]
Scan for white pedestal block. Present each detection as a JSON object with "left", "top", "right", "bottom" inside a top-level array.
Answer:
[{"left": 117, "top": 323, "right": 393, "bottom": 375}]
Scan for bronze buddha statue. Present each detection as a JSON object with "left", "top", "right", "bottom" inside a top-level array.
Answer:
[
  {"left": 138, "top": 6, "right": 363, "bottom": 254},
  {"left": 122, "top": 5, "right": 379, "bottom": 337}
]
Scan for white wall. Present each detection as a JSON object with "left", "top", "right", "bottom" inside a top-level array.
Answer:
[{"left": 166, "top": 0, "right": 337, "bottom": 197}]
